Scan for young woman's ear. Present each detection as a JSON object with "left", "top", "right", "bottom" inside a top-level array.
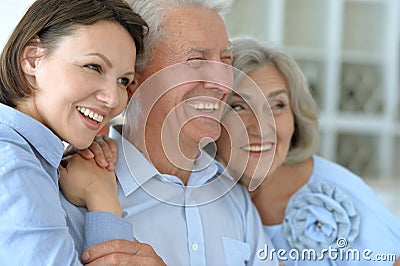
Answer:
[{"left": 20, "top": 38, "right": 45, "bottom": 76}]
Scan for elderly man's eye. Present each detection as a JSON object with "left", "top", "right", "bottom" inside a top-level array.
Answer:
[
  {"left": 231, "top": 104, "right": 245, "bottom": 111},
  {"left": 186, "top": 58, "right": 205, "bottom": 69},
  {"left": 117, "top": 77, "right": 130, "bottom": 86}
]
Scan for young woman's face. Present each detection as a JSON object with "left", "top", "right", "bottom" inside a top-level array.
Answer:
[
  {"left": 20, "top": 20, "right": 137, "bottom": 149},
  {"left": 216, "top": 64, "right": 295, "bottom": 187}
]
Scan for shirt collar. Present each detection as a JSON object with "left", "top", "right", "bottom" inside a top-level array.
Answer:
[
  {"left": 0, "top": 103, "right": 64, "bottom": 168},
  {"left": 110, "top": 125, "right": 232, "bottom": 196},
  {"left": 110, "top": 125, "right": 158, "bottom": 196},
  {"left": 187, "top": 150, "right": 223, "bottom": 187}
]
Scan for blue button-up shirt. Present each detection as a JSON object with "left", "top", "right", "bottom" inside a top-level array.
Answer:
[
  {"left": 0, "top": 103, "right": 133, "bottom": 265},
  {"left": 105, "top": 125, "right": 276, "bottom": 265}
]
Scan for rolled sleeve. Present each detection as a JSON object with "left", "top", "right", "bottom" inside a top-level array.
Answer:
[{"left": 84, "top": 211, "right": 134, "bottom": 249}]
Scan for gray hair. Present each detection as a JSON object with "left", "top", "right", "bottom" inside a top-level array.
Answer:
[
  {"left": 231, "top": 37, "right": 319, "bottom": 164},
  {"left": 125, "top": 0, "right": 233, "bottom": 72},
  {"left": 123, "top": 97, "right": 143, "bottom": 139}
]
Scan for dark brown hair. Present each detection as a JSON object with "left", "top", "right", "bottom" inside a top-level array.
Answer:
[{"left": 0, "top": 0, "right": 148, "bottom": 107}]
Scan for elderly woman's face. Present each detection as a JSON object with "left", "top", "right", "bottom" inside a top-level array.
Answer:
[{"left": 216, "top": 64, "right": 295, "bottom": 187}]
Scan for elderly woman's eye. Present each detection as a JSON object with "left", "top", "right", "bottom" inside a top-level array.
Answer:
[{"left": 274, "top": 103, "right": 286, "bottom": 109}]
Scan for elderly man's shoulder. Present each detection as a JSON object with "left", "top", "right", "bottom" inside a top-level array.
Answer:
[{"left": 213, "top": 171, "right": 253, "bottom": 209}]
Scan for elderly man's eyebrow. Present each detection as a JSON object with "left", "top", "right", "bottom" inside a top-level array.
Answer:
[
  {"left": 186, "top": 47, "right": 209, "bottom": 54},
  {"left": 186, "top": 45, "right": 233, "bottom": 55}
]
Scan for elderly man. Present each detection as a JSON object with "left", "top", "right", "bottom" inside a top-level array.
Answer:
[{"left": 62, "top": 0, "right": 277, "bottom": 265}]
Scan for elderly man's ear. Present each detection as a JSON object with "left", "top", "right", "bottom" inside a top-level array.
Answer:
[{"left": 127, "top": 72, "right": 142, "bottom": 99}]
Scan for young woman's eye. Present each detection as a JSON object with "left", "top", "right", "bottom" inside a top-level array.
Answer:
[
  {"left": 117, "top": 77, "right": 130, "bottom": 86},
  {"left": 85, "top": 64, "right": 101, "bottom": 73}
]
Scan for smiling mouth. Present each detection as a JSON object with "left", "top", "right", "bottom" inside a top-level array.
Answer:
[
  {"left": 243, "top": 144, "right": 273, "bottom": 152},
  {"left": 77, "top": 106, "right": 104, "bottom": 123},
  {"left": 187, "top": 102, "right": 220, "bottom": 113}
]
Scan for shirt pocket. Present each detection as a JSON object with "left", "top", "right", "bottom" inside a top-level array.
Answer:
[{"left": 222, "top": 236, "right": 251, "bottom": 266}]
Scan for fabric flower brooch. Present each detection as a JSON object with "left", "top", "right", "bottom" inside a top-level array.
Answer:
[{"left": 282, "top": 181, "right": 360, "bottom": 253}]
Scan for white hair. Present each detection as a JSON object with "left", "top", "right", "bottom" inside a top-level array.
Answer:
[
  {"left": 231, "top": 37, "right": 320, "bottom": 163},
  {"left": 125, "top": 0, "right": 234, "bottom": 72},
  {"left": 123, "top": 97, "right": 143, "bottom": 134}
]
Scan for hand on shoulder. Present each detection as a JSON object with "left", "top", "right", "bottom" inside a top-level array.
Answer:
[{"left": 59, "top": 154, "right": 121, "bottom": 217}]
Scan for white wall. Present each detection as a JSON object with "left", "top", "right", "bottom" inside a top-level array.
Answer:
[{"left": 1, "top": 1, "right": 35, "bottom": 48}]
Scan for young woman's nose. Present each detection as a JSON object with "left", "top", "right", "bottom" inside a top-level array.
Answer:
[{"left": 96, "top": 83, "right": 121, "bottom": 109}]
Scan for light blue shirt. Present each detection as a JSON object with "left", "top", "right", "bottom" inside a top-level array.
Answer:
[
  {"left": 0, "top": 103, "right": 133, "bottom": 265},
  {"left": 112, "top": 125, "right": 276, "bottom": 266},
  {"left": 63, "top": 125, "right": 277, "bottom": 265},
  {"left": 265, "top": 155, "right": 400, "bottom": 265}
]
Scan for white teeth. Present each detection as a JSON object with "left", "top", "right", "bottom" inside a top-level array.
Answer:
[
  {"left": 188, "top": 102, "right": 220, "bottom": 112},
  {"left": 243, "top": 144, "right": 273, "bottom": 152},
  {"left": 77, "top": 106, "right": 104, "bottom": 123}
]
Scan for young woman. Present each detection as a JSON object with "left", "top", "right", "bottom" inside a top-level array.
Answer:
[
  {"left": 215, "top": 36, "right": 400, "bottom": 265},
  {"left": 0, "top": 0, "right": 158, "bottom": 264}
]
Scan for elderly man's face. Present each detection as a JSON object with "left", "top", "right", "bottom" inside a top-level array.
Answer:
[{"left": 138, "top": 5, "right": 233, "bottom": 153}]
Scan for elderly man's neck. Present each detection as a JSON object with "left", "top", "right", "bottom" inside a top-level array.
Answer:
[{"left": 129, "top": 130, "right": 198, "bottom": 185}]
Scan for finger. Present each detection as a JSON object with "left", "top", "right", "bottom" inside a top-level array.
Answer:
[
  {"left": 88, "top": 141, "right": 109, "bottom": 168},
  {"left": 78, "top": 148, "right": 94, "bottom": 159},
  {"left": 101, "top": 135, "right": 118, "bottom": 164},
  {"left": 134, "top": 241, "right": 161, "bottom": 257},
  {"left": 84, "top": 252, "right": 166, "bottom": 266},
  {"left": 90, "top": 136, "right": 116, "bottom": 170},
  {"left": 82, "top": 240, "right": 140, "bottom": 263}
]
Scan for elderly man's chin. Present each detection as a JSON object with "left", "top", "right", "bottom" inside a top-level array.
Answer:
[{"left": 184, "top": 117, "right": 222, "bottom": 144}]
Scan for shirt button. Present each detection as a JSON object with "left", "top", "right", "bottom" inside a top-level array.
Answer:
[{"left": 192, "top": 243, "right": 199, "bottom": 251}]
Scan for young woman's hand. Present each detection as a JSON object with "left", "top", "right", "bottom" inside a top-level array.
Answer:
[
  {"left": 59, "top": 154, "right": 121, "bottom": 217},
  {"left": 63, "top": 134, "right": 118, "bottom": 171}
]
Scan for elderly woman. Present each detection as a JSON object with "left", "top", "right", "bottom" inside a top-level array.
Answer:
[{"left": 215, "top": 36, "right": 400, "bottom": 265}]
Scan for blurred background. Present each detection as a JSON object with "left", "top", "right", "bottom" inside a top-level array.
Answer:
[
  {"left": 1, "top": 0, "right": 398, "bottom": 217},
  {"left": 224, "top": 0, "right": 399, "bottom": 217}
]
